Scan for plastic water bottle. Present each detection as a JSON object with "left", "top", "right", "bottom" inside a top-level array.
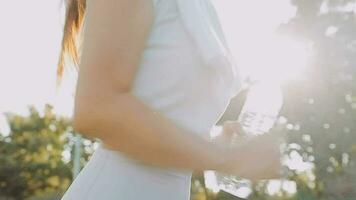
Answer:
[
  {"left": 214, "top": 81, "right": 284, "bottom": 198},
  {"left": 233, "top": 82, "right": 283, "bottom": 140}
]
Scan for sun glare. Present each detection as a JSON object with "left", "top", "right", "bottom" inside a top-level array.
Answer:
[
  {"left": 241, "top": 35, "right": 309, "bottom": 84},
  {"left": 213, "top": 0, "right": 307, "bottom": 85},
  {"left": 205, "top": 0, "right": 305, "bottom": 197}
]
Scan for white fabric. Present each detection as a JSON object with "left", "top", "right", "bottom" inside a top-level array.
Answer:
[
  {"left": 61, "top": 0, "right": 242, "bottom": 199},
  {"left": 177, "top": 0, "right": 242, "bottom": 98},
  {"left": 177, "top": 0, "right": 229, "bottom": 64}
]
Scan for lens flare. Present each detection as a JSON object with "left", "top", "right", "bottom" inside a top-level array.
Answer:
[{"left": 237, "top": 35, "right": 309, "bottom": 84}]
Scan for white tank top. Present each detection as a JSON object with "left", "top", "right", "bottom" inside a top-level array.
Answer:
[{"left": 132, "top": 0, "right": 241, "bottom": 138}]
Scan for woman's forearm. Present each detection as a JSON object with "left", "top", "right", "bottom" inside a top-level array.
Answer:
[{"left": 74, "top": 91, "right": 230, "bottom": 171}]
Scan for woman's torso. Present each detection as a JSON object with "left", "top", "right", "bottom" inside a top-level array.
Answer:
[
  {"left": 61, "top": 0, "right": 234, "bottom": 199},
  {"left": 132, "top": 0, "right": 232, "bottom": 138}
]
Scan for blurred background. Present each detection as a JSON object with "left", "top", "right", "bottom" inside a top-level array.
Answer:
[{"left": 0, "top": 0, "right": 355, "bottom": 199}]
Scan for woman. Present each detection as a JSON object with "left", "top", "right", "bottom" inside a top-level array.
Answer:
[{"left": 58, "top": 0, "right": 282, "bottom": 199}]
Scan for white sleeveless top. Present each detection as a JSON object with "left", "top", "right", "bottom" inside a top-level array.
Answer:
[
  {"left": 132, "top": 0, "right": 241, "bottom": 137},
  {"left": 61, "top": 0, "right": 242, "bottom": 199}
]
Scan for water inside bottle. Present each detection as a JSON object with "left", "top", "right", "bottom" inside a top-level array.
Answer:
[{"left": 214, "top": 82, "right": 283, "bottom": 197}]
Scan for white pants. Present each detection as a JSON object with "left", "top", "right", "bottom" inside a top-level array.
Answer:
[{"left": 61, "top": 143, "right": 193, "bottom": 200}]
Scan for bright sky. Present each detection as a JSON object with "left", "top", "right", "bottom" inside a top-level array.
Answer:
[
  {"left": 0, "top": 0, "right": 73, "bottom": 134},
  {"left": 0, "top": 0, "right": 298, "bottom": 131}
]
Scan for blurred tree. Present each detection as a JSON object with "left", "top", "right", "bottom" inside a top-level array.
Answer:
[
  {"left": 0, "top": 104, "right": 96, "bottom": 200},
  {"left": 278, "top": 0, "right": 356, "bottom": 199},
  {"left": 197, "top": 0, "right": 356, "bottom": 199}
]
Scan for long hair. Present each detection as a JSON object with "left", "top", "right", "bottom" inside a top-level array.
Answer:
[{"left": 57, "top": 0, "right": 86, "bottom": 87}]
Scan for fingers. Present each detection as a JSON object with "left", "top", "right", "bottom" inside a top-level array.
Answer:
[
  {"left": 238, "top": 135, "right": 283, "bottom": 181},
  {"left": 222, "top": 120, "right": 244, "bottom": 137},
  {"left": 223, "top": 121, "right": 248, "bottom": 147},
  {"left": 217, "top": 125, "right": 285, "bottom": 182}
]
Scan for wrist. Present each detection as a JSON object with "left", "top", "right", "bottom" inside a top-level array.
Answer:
[{"left": 206, "top": 137, "right": 234, "bottom": 171}]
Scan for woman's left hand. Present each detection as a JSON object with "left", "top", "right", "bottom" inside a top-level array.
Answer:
[{"left": 212, "top": 120, "right": 244, "bottom": 145}]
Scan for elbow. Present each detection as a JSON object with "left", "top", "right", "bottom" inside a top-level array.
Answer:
[
  {"left": 73, "top": 112, "right": 92, "bottom": 139},
  {"left": 72, "top": 98, "right": 101, "bottom": 139},
  {"left": 72, "top": 91, "right": 128, "bottom": 142},
  {"left": 72, "top": 96, "right": 130, "bottom": 151},
  {"left": 72, "top": 112, "right": 89, "bottom": 137}
]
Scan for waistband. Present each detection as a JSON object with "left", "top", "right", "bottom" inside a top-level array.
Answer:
[{"left": 94, "top": 143, "right": 194, "bottom": 179}]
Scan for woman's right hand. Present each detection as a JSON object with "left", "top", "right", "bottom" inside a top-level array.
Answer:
[{"left": 216, "top": 132, "right": 283, "bottom": 183}]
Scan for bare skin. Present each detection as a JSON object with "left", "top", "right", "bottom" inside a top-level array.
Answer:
[{"left": 73, "top": 0, "right": 282, "bottom": 181}]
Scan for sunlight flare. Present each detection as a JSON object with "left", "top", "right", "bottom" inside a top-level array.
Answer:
[{"left": 238, "top": 35, "right": 310, "bottom": 84}]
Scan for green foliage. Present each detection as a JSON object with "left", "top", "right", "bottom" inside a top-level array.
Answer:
[
  {"left": 0, "top": 104, "right": 95, "bottom": 199},
  {"left": 278, "top": 0, "right": 356, "bottom": 199},
  {"left": 195, "top": 0, "right": 356, "bottom": 199},
  {"left": 0, "top": 105, "right": 72, "bottom": 199}
]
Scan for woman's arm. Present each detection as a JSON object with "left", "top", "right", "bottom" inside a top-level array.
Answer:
[{"left": 73, "top": 0, "right": 230, "bottom": 171}]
